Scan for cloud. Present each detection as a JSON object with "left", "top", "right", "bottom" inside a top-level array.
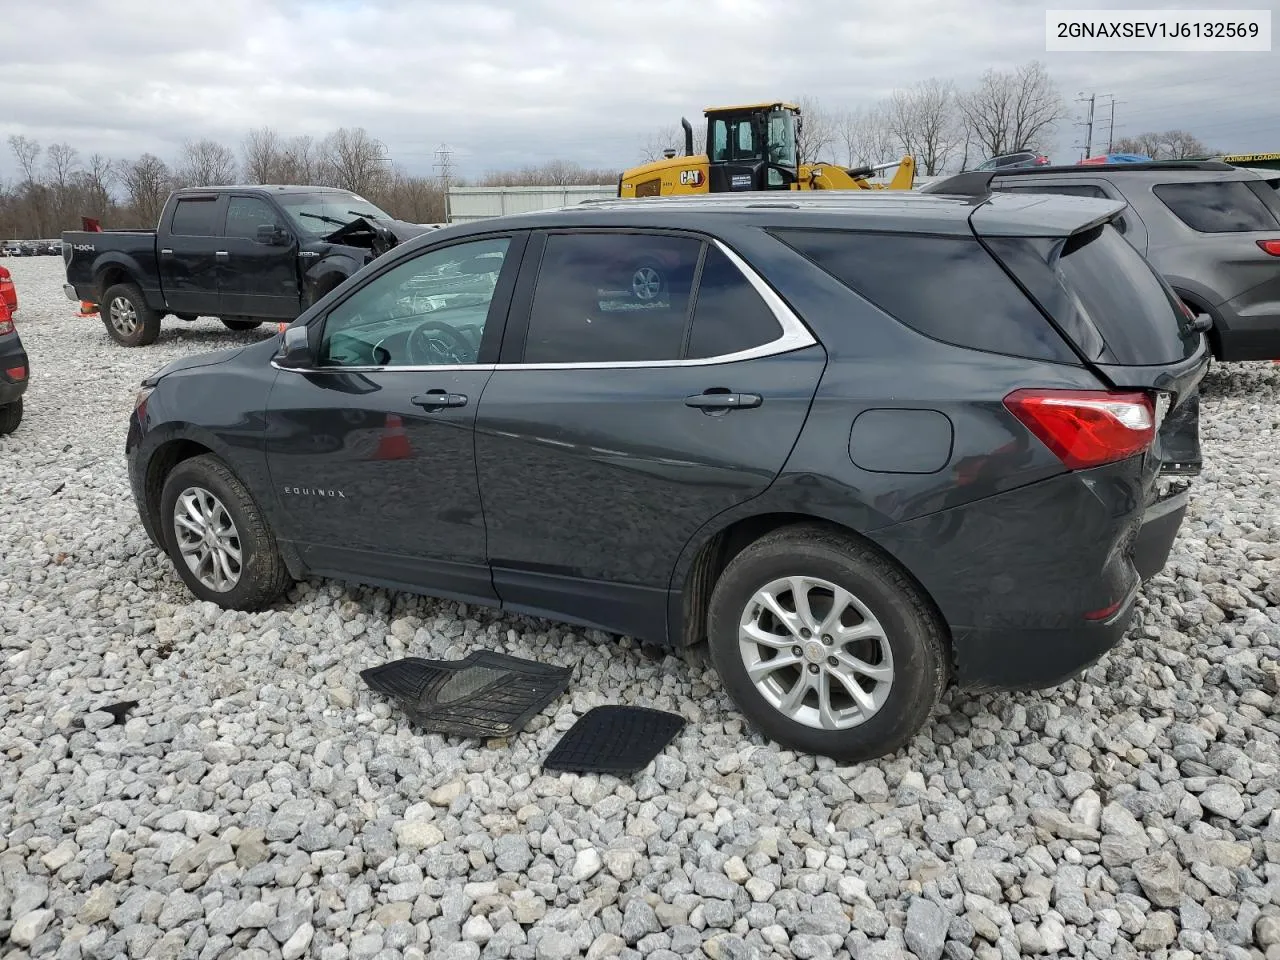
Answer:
[{"left": 0, "top": 0, "right": 1274, "bottom": 180}]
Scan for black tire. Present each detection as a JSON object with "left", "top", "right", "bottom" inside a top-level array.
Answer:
[
  {"left": 705, "top": 524, "right": 949, "bottom": 763},
  {"left": 158, "top": 453, "right": 291, "bottom": 611},
  {"left": 101, "top": 282, "right": 161, "bottom": 346},
  {"left": 0, "top": 398, "right": 22, "bottom": 436},
  {"left": 221, "top": 319, "right": 263, "bottom": 331}
]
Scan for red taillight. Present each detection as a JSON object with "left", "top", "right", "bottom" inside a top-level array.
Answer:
[
  {"left": 1084, "top": 598, "right": 1123, "bottom": 621},
  {"left": 1003, "top": 388, "right": 1155, "bottom": 470},
  {"left": 1257, "top": 240, "right": 1280, "bottom": 256},
  {"left": 0, "top": 266, "right": 9, "bottom": 280},
  {"left": 5, "top": 365, "right": 25, "bottom": 380}
]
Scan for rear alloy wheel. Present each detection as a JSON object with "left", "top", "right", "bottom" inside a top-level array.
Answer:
[
  {"left": 706, "top": 525, "right": 948, "bottom": 762},
  {"left": 0, "top": 398, "right": 22, "bottom": 436},
  {"left": 221, "top": 319, "right": 263, "bottom": 331},
  {"left": 739, "top": 576, "right": 895, "bottom": 731},
  {"left": 159, "top": 454, "right": 291, "bottom": 610},
  {"left": 101, "top": 282, "right": 161, "bottom": 346}
]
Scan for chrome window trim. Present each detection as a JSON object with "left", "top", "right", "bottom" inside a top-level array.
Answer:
[{"left": 271, "top": 237, "right": 816, "bottom": 375}]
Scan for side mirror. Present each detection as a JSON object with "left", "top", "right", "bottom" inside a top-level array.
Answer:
[
  {"left": 276, "top": 325, "right": 314, "bottom": 369},
  {"left": 256, "top": 224, "right": 290, "bottom": 246}
]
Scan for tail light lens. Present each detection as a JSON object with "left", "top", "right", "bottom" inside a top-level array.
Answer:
[
  {"left": 1004, "top": 388, "right": 1155, "bottom": 470},
  {"left": 1257, "top": 240, "right": 1280, "bottom": 256}
]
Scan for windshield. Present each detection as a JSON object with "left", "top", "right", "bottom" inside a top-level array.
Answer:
[{"left": 275, "top": 192, "right": 392, "bottom": 234}]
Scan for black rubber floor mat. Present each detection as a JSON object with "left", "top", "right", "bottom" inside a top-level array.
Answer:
[
  {"left": 543, "top": 705, "right": 685, "bottom": 775},
  {"left": 360, "top": 651, "right": 571, "bottom": 739}
]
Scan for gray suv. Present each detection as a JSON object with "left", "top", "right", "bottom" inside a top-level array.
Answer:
[{"left": 924, "top": 160, "right": 1280, "bottom": 361}]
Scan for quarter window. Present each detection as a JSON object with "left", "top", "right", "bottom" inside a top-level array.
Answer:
[
  {"left": 772, "top": 228, "right": 1076, "bottom": 363},
  {"left": 686, "top": 247, "right": 782, "bottom": 358},
  {"left": 1154, "top": 181, "right": 1280, "bottom": 233},
  {"left": 319, "top": 237, "right": 510, "bottom": 368},
  {"left": 170, "top": 197, "right": 220, "bottom": 237},
  {"left": 226, "top": 197, "right": 284, "bottom": 240}
]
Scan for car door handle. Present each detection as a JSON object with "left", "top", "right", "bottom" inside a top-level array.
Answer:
[
  {"left": 412, "top": 391, "right": 468, "bottom": 409},
  {"left": 160, "top": 248, "right": 173, "bottom": 256},
  {"left": 685, "top": 391, "right": 762, "bottom": 410},
  {"left": 215, "top": 251, "right": 230, "bottom": 261}
]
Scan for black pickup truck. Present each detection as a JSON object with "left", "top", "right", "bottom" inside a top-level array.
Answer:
[{"left": 62, "top": 184, "right": 438, "bottom": 346}]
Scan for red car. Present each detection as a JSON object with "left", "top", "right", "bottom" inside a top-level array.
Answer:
[{"left": 0, "top": 265, "right": 16, "bottom": 314}]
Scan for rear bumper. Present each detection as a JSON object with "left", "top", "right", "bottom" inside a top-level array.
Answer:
[
  {"left": 949, "top": 481, "right": 1190, "bottom": 692},
  {"left": 1133, "top": 482, "right": 1190, "bottom": 581}
]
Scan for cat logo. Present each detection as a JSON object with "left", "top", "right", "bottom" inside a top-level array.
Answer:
[{"left": 678, "top": 169, "right": 705, "bottom": 187}]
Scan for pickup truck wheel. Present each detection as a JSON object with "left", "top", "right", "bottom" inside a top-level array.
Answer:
[
  {"left": 0, "top": 398, "right": 22, "bottom": 436},
  {"left": 221, "top": 319, "right": 263, "bottom": 331},
  {"left": 102, "top": 283, "right": 161, "bottom": 346}
]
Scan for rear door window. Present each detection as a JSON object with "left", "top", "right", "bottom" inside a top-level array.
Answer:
[
  {"left": 770, "top": 228, "right": 1077, "bottom": 363},
  {"left": 522, "top": 233, "right": 700, "bottom": 364},
  {"left": 1153, "top": 180, "right": 1280, "bottom": 233},
  {"left": 170, "top": 197, "right": 221, "bottom": 237}
]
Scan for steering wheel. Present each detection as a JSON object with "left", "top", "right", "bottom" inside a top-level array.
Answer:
[{"left": 406, "top": 319, "right": 476, "bottom": 366}]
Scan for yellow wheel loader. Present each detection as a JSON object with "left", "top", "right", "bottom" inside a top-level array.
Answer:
[{"left": 618, "top": 102, "right": 915, "bottom": 198}]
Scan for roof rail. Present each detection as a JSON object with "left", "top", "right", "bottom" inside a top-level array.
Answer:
[{"left": 922, "top": 159, "right": 1240, "bottom": 196}]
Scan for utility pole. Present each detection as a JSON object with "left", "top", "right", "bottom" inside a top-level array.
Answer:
[
  {"left": 434, "top": 144, "right": 454, "bottom": 223},
  {"left": 1075, "top": 93, "right": 1097, "bottom": 161},
  {"left": 1100, "top": 95, "right": 1125, "bottom": 154}
]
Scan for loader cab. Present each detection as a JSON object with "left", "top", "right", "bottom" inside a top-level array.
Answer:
[{"left": 705, "top": 103, "right": 801, "bottom": 192}]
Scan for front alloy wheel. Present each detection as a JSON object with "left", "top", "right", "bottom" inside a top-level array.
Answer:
[
  {"left": 172, "top": 486, "right": 243, "bottom": 592},
  {"left": 739, "top": 576, "right": 894, "bottom": 731}
]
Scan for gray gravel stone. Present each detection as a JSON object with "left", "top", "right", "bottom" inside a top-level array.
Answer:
[
  {"left": 905, "top": 897, "right": 948, "bottom": 960},
  {"left": 1, "top": 260, "right": 1277, "bottom": 960}
]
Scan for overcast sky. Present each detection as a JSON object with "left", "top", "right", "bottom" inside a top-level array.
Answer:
[{"left": 0, "top": 0, "right": 1274, "bottom": 181}]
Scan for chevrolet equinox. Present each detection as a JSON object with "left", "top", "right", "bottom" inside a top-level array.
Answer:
[{"left": 127, "top": 191, "right": 1208, "bottom": 761}]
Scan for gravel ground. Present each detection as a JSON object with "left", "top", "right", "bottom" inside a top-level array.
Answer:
[{"left": 2, "top": 253, "right": 1280, "bottom": 960}]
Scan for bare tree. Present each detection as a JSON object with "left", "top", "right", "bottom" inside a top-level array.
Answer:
[
  {"left": 1113, "top": 129, "right": 1211, "bottom": 159},
  {"left": 9, "top": 135, "right": 42, "bottom": 184},
  {"left": 835, "top": 105, "right": 898, "bottom": 168},
  {"left": 120, "top": 154, "right": 173, "bottom": 226},
  {"left": 638, "top": 122, "right": 706, "bottom": 162},
  {"left": 887, "top": 79, "right": 963, "bottom": 175},
  {"left": 241, "top": 126, "right": 282, "bottom": 183},
  {"left": 279, "top": 135, "right": 319, "bottom": 184},
  {"left": 371, "top": 167, "right": 447, "bottom": 223},
  {"left": 177, "top": 138, "right": 238, "bottom": 186},
  {"left": 320, "top": 127, "right": 389, "bottom": 195},
  {"left": 45, "top": 143, "right": 80, "bottom": 190},
  {"left": 793, "top": 95, "right": 837, "bottom": 165},
  {"left": 479, "top": 161, "right": 620, "bottom": 187},
  {"left": 956, "top": 60, "right": 1065, "bottom": 162}
]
